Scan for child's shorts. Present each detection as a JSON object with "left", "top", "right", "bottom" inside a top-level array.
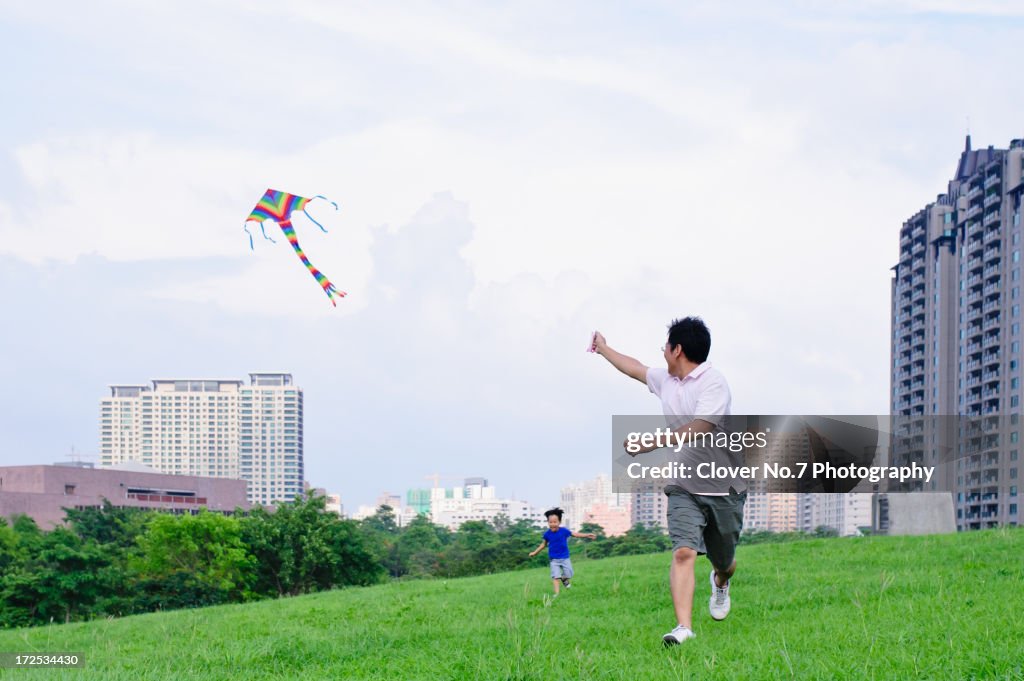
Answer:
[{"left": 550, "top": 558, "right": 574, "bottom": 579}]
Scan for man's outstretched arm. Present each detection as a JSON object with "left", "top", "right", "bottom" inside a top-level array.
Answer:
[{"left": 591, "top": 331, "right": 648, "bottom": 384}]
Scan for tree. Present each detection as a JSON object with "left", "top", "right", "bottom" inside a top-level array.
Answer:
[
  {"left": 242, "top": 493, "right": 381, "bottom": 597},
  {"left": 34, "top": 528, "right": 114, "bottom": 623},
  {"left": 0, "top": 527, "right": 114, "bottom": 625},
  {"left": 577, "top": 522, "right": 607, "bottom": 559},
  {"left": 135, "top": 511, "right": 253, "bottom": 607},
  {"left": 609, "top": 524, "right": 671, "bottom": 556},
  {"left": 395, "top": 515, "right": 445, "bottom": 577},
  {"left": 358, "top": 505, "right": 403, "bottom": 577},
  {"left": 442, "top": 521, "right": 501, "bottom": 577},
  {"left": 64, "top": 500, "right": 153, "bottom": 549}
]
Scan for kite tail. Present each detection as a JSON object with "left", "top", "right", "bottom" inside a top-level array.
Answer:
[{"left": 279, "top": 220, "right": 347, "bottom": 305}]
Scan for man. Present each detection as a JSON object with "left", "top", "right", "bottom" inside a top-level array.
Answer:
[{"left": 591, "top": 317, "right": 746, "bottom": 646}]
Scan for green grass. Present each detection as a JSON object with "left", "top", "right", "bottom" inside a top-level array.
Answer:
[{"left": 1, "top": 529, "right": 1023, "bottom": 680}]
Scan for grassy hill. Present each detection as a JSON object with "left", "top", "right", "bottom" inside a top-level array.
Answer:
[{"left": 0, "top": 529, "right": 1021, "bottom": 680}]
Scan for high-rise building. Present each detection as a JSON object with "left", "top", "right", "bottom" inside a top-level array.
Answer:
[
  {"left": 560, "top": 473, "right": 632, "bottom": 535},
  {"left": 631, "top": 485, "right": 668, "bottom": 530},
  {"left": 891, "top": 136, "right": 1024, "bottom": 530},
  {"left": 100, "top": 372, "right": 304, "bottom": 506},
  {"left": 406, "top": 488, "right": 432, "bottom": 514}
]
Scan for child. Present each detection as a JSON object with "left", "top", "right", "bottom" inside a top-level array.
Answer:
[{"left": 528, "top": 507, "right": 597, "bottom": 595}]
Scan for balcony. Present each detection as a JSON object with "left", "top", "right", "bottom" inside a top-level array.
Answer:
[
  {"left": 984, "top": 210, "right": 1001, "bottom": 227},
  {"left": 983, "top": 230, "right": 1001, "bottom": 245},
  {"left": 984, "top": 282, "right": 1001, "bottom": 296},
  {"left": 985, "top": 174, "right": 1002, "bottom": 189},
  {"left": 967, "top": 205, "right": 983, "bottom": 219},
  {"left": 984, "top": 193, "right": 1001, "bottom": 208}
]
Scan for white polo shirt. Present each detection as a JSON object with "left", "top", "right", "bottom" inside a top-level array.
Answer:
[
  {"left": 646, "top": 362, "right": 731, "bottom": 428},
  {"left": 646, "top": 362, "right": 740, "bottom": 495}
]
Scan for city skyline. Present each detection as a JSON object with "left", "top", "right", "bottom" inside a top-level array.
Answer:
[{"left": 3, "top": 3, "right": 1024, "bottom": 510}]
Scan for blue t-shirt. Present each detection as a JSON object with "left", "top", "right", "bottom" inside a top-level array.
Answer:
[{"left": 543, "top": 527, "right": 572, "bottom": 560}]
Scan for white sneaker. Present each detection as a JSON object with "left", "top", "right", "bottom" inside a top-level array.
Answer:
[
  {"left": 662, "top": 625, "right": 695, "bottom": 646},
  {"left": 709, "top": 569, "right": 731, "bottom": 621}
]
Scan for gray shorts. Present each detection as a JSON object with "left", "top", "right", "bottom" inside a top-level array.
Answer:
[
  {"left": 550, "top": 558, "right": 574, "bottom": 579},
  {"left": 665, "top": 487, "right": 746, "bottom": 571}
]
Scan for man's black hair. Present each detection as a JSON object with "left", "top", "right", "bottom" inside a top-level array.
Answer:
[
  {"left": 667, "top": 316, "right": 711, "bottom": 363},
  {"left": 544, "top": 507, "right": 563, "bottom": 520}
]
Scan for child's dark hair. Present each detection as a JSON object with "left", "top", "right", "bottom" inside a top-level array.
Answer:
[
  {"left": 544, "top": 507, "right": 563, "bottom": 521},
  {"left": 667, "top": 316, "right": 711, "bottom": 363}
]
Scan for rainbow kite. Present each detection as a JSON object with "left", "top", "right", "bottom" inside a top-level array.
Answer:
[{"left": 244, "top": 189, "right": 346, "bottom": 305}]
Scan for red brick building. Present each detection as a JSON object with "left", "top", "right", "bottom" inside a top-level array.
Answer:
[{"left": 0, "top": 463, "right": 250, "bottom": 529}]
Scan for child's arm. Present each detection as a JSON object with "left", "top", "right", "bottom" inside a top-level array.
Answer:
[
  {"left": 528, "top": 540, "right": 548, "bottom": 557},
  {"left": 571, "top": 531, "right": 598, "bottom": 540},
  {"left": 591, "top": 332, "right": 648, "bottom": 384}
]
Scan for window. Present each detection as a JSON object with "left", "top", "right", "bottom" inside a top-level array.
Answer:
[{"left": 64, "top": 484, "right": 76, "bottom": 495}]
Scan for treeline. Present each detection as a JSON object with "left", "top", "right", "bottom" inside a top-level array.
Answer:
[
  {"left": 0, "top": 498, "right": 672, "bottom": 628},
  {"left": 361, "top": 506, "right": 672, "bottom": 579},
  {"left": 0, "top": 494, "right": 378, "bottom": 628}
]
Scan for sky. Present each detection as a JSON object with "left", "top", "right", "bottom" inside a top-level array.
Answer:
[{"left": 1, "top": 1, "right": 1023, "bottom": 511}]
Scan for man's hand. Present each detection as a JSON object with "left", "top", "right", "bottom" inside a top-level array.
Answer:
[
  {"left": 585, "top": 533, "right": 597, "bottom": 540},
  {"left": 528, "top": 550, "right": 537, "bottom": 557},
  {"left": 624, "top": 437, "right": 656, "bottom": 456},
  {"left": 590, "top": 331, "right": 648, "bottom": 383}
]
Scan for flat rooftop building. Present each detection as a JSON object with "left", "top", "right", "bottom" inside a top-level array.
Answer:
[{"left": 0, "top": 464, "right": 250, "bottom": 529}]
